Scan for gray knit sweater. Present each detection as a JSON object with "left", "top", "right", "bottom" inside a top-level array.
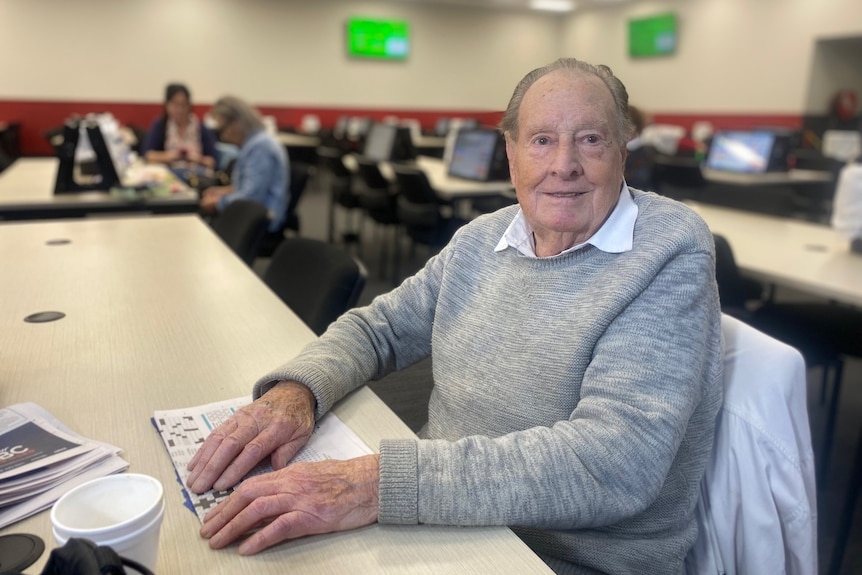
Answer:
[{"left": 255, "top": 189, "right": 723, "bottom": 574}]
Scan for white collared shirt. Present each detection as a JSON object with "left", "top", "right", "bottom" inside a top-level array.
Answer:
[{"left": 494, "top": 185, "right": 639, "bottom": 258}]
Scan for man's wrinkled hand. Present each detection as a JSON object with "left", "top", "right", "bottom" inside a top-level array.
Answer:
[
  {"left": 200, "top": 454, "right": 380, "bottom": 555},
  {"left": 186, "top": 381, "right": 316, "bottom": 494}
]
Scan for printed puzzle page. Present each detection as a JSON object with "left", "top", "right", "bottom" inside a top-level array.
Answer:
[{"left": 153, "top": 396, "right": 373, "bottom": 522}]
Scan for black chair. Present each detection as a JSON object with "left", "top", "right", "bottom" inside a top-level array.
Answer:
[
  {"left": 210, "top": 199, "right": 270, "bottom": 266},
  {"left": 319, "top": 147, "right": 363, "bottom": 245},
  {"left": 263, "top": 238, "right": 367, "bottom": 336},
  {"left": 713, "top": 233, "right": 849, "bottom": 482},
  {"left": 391, "top": 164, "right": 465, "bottom": 281},
  {"left": 712, "top": 233, "right": 766, "bottom": 318},
  {"left": 257, "top": 161, "right": 312, "bottom": 258},
  {"left": 0, "top": 149, "right": 13, "bottom": 174},
  {"left": 624, "top": 143, "right": 657, "bottom": 192},
  {"left": 653, "top": 154, "right": 706, "bottom": 201},
  {"left": 749, "top": 299, "right": 862, "bottom": 482},
  {"left": 354, "top": 156, "right": 400, "bottom": 279},
  {"left": 828, "top": 421, "right": 862, "bottom": 575}
]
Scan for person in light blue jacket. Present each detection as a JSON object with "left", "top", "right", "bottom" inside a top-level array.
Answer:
[{"left": 200, "top": 96, "right": 288, "bottom": 233}]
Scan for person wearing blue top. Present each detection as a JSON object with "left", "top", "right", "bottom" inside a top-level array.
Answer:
[
  {"left": 200, "top": 96, "right": 289, "bottom": 233},
  {"left": 142, "top": 83, "right": 218, "bottom": 169}
]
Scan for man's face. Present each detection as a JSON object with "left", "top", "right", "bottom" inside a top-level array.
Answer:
[{"left": 506, "top": 70, "right": 627, "bottom": 254}]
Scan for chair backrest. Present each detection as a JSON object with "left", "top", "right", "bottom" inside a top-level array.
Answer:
[
  {"left": 392, "top": 165, "right": 443, "bottom": 230},
  {"left": 712, "top": 233, "right": 748, "bottom": 312},
  {"left": 285, "top": 161, "right": 311, "bottom": 232},
  {"left": 318, "top": 146, "right": 352, "bottom": 179},
  {"left": 685, "top": 314, "right": 817, "bottom": 575},
  {"left": 355, "top": 157, "right": 390, "bottom": 190},
  {"left": 263, "top": 238, "right": 367, "bottom": 336},
  {"left": 210, "top": 199, "right": 270, "bottom": 266},
  {"left": 391, "top": 164, "right": 439, "bottom": 206}
]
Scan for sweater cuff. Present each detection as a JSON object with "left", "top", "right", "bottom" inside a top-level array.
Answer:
[
  {"left": 252, "top": 364, "right": 340, "bottom": 420},
  {"left": 378, "top": 439, "right": 419, "bottom": 525}
]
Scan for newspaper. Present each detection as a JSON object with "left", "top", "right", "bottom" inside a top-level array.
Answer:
[
  {"left": 0, "top": 402, "right": 128, "bottom": 529},
  {"left": 153, "top": 396, "right": 373, "bottom": 522}
]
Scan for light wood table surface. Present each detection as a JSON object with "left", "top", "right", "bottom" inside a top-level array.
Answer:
[
  {"left": 686, "top": 201, "right": 862, "bottom": 307},
  {"left": 0, "top": 158, "right": 198, "bottom": 221},
  {"left": 701, "top": 167, "right": 833, "bottom": 186},
  {"left": 0, "top": 215, "right": 551, "bottom": 574}
]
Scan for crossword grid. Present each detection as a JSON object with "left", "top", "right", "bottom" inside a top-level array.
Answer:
[{"left": 155, "top": 398, "right": 371, "bottom": 524}]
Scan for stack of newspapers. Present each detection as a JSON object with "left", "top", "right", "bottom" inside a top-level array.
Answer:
[{"left": 0, "top": 402, "right": 128, "bottom": 529}]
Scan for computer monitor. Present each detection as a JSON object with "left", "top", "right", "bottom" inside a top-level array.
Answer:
[
  {"left": 54, "top": 114, "right": 131, "bottom": 193},
  {"left": 433, "top": 118, "right": 450, "bottom": 138},
  {"left": 361, "top": 122, "right": 415, "bottom": 162},
  {"left": 447, "top": 128, "right": 509, "bottom": 182},
  {"left": 705, "top": 130, "right": 790, "bottom": 174}
]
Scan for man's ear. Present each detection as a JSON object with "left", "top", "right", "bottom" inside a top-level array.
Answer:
[{"left": 505, "top": 133, "right": 516, "bottom": 180}]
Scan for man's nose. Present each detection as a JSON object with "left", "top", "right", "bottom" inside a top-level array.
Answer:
[{"left": 550, "top": 140, "right": 583, "bottom": 178}]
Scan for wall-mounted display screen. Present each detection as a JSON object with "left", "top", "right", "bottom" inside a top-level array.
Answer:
[
  {"left": 629, "top": 13, "right": 677, "bottom": 58},
  {"left": 346, "top": 17, "right": 410, "bottom": 60}
]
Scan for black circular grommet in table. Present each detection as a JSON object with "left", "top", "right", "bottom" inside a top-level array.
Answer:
[
  {"left": 0, "top": 533, "right": 45, "bottom": 573},
  {"left": 23, "top": 311, "right": 66, "bottom": 323}
]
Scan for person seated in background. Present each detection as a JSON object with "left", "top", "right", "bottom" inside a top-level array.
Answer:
[
  {"left": 199, "top": 96, "right": 289, "bottom": 233},
  {"left": 142, "top": 83, "right": 218, "bottom": 169},
  {"left": 624, "top": 104, "right": 656, "bottom": 191},
  {"left": 186, "top": 58, "right": 722, "bottom": 574}
]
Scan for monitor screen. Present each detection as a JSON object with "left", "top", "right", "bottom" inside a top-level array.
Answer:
[
  {"left": 346, "top": 17, "right": 410, "bottom": 60},
  {"left": 447, "top": 128, "right": 507, "bottom": 181},
  {"left": 629, "top": 13, "right": 677, "bottom": 58},
  {"left": 363, "top": 123, "right": 397, "bottom": 161},
  {"left": 705, "top": 131, "right": 777, "bottom": 173},
  {"left": 361, "top": 123, "right": 415, "bottom": 162}
]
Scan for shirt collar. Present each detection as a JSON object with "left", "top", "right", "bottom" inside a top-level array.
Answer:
[{"left": 494, "top": 184, "right": 638, "bottom": 258}]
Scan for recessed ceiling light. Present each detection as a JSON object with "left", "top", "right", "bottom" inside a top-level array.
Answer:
[{"left": 529, "top": 0, "right": 577, "bottom": 12}]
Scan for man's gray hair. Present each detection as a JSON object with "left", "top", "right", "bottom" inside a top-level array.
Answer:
[
  {"left": 211, "top": 96, "right": 264, "bottom": 134},
  {"left": 499, "top": 58, "right": 634, "bottom": 145}
]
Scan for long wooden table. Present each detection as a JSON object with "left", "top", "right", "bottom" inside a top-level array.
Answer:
[
  {"left": 0, "top": 158, "right": 199, "bottom": 221},
  {"left": 0, "top": 215, "right": 552, "bottom": 574},
  {"left": 686, "top": 201, "right": 862, "bottom": 307}
]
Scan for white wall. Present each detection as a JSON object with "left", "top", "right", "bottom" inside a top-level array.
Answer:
[
  {"left": 1, "top": 0, "right": 860, "bottom": 116},
  {"left": 0, "top": 0, "right": 560, "bottom": 110},
  {"left": 561, "top": 0, "right": 862, "bottom": 115}
]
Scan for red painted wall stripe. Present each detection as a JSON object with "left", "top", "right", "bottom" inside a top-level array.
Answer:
[{"left": 0, "top": 99, "right": 804, "bottom": 157}]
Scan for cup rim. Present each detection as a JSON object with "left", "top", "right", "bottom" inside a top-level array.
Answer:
[
  {"left": 50, "top": 473, "right": 164, "bottom": 537},
  {"left": 52, "top": 498, "right": 165, "bottom": 548}
]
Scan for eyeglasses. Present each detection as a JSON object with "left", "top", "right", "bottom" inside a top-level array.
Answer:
[{"left": 215, "top": 118, "right": 234, "bottom": 140}]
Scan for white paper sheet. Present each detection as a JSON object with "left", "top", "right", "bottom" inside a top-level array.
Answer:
[{"left": 153, "top": 396, "right": 373, "bottom": 522}]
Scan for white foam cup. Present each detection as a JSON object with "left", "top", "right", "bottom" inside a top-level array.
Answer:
[{"left": 50, "top": 473, "right": 164, "bottom": 573}]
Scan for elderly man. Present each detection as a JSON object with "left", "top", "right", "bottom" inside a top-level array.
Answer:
[
  {"left": 187, "top": 58, "right": 722, "bottom": 574},
  {"left": 200, "top": 96, "right": 288, "bottom": 232}
]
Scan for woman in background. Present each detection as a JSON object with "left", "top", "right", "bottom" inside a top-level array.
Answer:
[{"left": 142, "top": 83, "right": 217, "bottom": 169}]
